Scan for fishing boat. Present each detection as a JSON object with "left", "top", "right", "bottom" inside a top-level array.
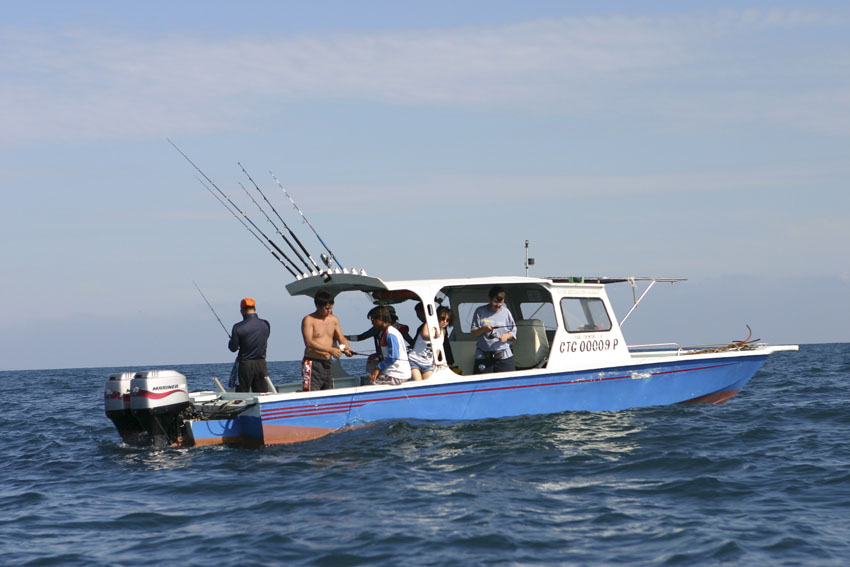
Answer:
[{"left": 105, "top": 271, "right": 798, "bottom": 448}]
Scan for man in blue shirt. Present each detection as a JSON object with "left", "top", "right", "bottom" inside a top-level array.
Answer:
[
  {"left": 470, "top": 286, "right": 517, "bottom": 374},
  {"left": 228, "top": 297, "right": 271, "bottom": 392}
]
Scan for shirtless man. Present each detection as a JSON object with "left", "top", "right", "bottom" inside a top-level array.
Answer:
[{"left": 301, "top": 290, "right": 353, "bottom": 391}]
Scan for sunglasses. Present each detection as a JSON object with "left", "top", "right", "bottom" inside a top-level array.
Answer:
[{"left": 491, "top": 296, "right": 506, "bottom": 303}]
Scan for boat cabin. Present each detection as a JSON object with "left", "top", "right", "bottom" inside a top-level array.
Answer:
[{"left": 286, "top": 273, "right": 636, "bottom": 380}]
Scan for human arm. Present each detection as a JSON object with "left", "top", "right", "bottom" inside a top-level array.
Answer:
[
  {"left": 228, "top": 325, "right": 239, "bottom": 352},
  {"left": 469, "top": 308, "right": 494, "bottom": 337},
  {"left": 333, "top": 318, "right": 354, "bottom": 357},
  {"left": 500, "top": 310, "right": 517, "bottom": 343},
  {"left": 345, "top": 327, "right": 378, "bottom": 342},
  {"left": 470, "top": 325, "right": 495, "bottom": 337},
  {"left": 494, "top": 310, "right": 516, "bottom": 343}
]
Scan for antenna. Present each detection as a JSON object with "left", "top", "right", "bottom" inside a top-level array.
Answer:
[{"left": 524, "top": 240, "right": 535, "bottom": 277}]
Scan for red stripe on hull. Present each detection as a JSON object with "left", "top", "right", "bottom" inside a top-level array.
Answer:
[
  {"left": 260, "top": 363, "right": 736, "bottom": 423},
  {"left": 679, "top": 389, "right": 740, "bottom": 405}
]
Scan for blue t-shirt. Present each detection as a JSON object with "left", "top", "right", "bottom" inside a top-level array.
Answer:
[{"left": 471, "top": 304, "right": 517, "bottom": 359}]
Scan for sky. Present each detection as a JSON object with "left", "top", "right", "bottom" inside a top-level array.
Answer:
[{"left": 1, "top": 1, "right": 848, "bottom": 371}]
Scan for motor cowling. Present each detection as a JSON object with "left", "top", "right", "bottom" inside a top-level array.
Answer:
[
  {"left": 104, "top": 371, "right": 150, "bottom": 446},
  {"left": 129, "top": 370, "right": 191, "bottom": 448}
]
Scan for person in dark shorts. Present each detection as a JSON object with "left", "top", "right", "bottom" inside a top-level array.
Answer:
[
  {"left": 228, "top": 297, "right": 271, "bottom": 393},
  {"left": 300, "top": 291, "right": 353, "bottom": 391},
  {"left": 301, "top": 358, "right": 334, "bottom": 392}
]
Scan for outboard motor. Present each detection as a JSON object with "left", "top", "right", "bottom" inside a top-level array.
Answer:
[
  {"left": 104, "top": 372, "right": 150, "bottom": 446},
  {"left": 129, "top": 370, "right": 191, "bottom": 448}
]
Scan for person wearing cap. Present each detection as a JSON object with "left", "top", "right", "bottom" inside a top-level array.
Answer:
[
  {"left": 228, "top": 297, "right": 271, "bottom": 393},
  {"left": 301, "top": 290, "right": 354, "bottom": 391}
]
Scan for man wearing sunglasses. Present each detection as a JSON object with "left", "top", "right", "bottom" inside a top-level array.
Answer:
[
  {"left": 301, "top": 290, "right": 353, "bottom": 391},
  {"left": 470, "top": 286, "right": 517, "bottom": 374}
]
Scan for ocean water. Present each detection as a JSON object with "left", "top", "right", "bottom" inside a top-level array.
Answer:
[{"left": 0, "top": 343, "right": 848, "bottom": 566}]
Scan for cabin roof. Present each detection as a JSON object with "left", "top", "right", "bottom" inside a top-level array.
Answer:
[{"left": 285, "top": 272, "right": 685, "bottom": 298}]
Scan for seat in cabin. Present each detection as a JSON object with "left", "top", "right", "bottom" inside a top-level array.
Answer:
[
  {"left": 513, "top": 319, "right": 550, "bottom": 369},
  {"left": 449, "top": 340, "right": 477, "bottom": 376}
]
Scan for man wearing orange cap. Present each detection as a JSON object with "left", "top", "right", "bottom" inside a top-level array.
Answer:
[{"left": 228, "top": 297, "right": 271, "bottom": 393}]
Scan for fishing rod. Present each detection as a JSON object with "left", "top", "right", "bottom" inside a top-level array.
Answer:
[
  {"left": 239, "top": 163, "right": 322, "bottom": 273},
  {"left": 196, "top": 177, "right": 299, "bottom": 278},
  {"left": 191, "top": 281, "right": 247, "bottom": 391},
  {"left": 193, "top": 280, "right": 231, "bottom": 338},
  {"left": 167, "top": 139, "right": 302, "bottom": 278},
  {"left": 237, "top": 180, "right": 313, "bottom": 274},
  {"left": 269, "top": 170, "right": 344, "bottom": 270}
]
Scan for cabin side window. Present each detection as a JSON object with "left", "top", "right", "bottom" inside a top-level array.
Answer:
[{"left": 561, "top": 297, "right": 612, "bottom": 333}]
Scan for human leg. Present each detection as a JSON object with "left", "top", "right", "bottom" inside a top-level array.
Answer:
[
  {"left": 239, "top": 359, "right": 269, "bottom": 393},
  {"left": 308, "top": 359, "right": 335, "bottom": 391},
  {"left": 493, "top": 356, "right": 515, "bottom": 373},
  {"left": 473, "top": 357, "right": 494, "bottom": 375}
]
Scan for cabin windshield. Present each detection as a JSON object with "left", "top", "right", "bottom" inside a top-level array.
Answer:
[
  {"left": 440, "top": 284, "right": 556, "bottom": 338},
  {"left": 434, "top": 283, "right": 558, "bottom": 372}
]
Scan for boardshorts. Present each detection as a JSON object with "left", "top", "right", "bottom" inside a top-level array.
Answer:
[{"left": 302, "top": 358, "right": 334, "bottom": 391}]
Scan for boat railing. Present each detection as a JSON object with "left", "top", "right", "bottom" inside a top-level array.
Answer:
[
  {"left": 629, "top": 342, "right": 684, "bottom": 351},
  {"left": 629, "top": 341, "right": 767, "bottom": 357},
  {"left": 628, "top": 343, "right": 685, "bottom": 355}
]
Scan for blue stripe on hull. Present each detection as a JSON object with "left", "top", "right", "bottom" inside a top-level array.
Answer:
[{"left": 257, "top": 354, "right": 768, "bottom": 442}]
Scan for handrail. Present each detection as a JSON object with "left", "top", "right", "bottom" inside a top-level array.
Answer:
[
  {"left": 628, "top": 341, "right": 765, "bottom": 356},
  {"left": 628, "top": 342, "right": 684, "bottom": 354},
  {"left": 620, "top": 280, "right": 657, "bottom": 326}
]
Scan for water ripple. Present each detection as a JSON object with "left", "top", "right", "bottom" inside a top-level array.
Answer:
[{"left": 1, "top": 346, "right": 849, "bottom": 565}]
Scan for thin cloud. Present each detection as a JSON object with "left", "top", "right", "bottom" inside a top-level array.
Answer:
[
  {"left": 0, "top": 8, "right": 845, "bottom": 144},
  {"left": 289, "top": 162, "right": 843, "bottom": 211}
]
